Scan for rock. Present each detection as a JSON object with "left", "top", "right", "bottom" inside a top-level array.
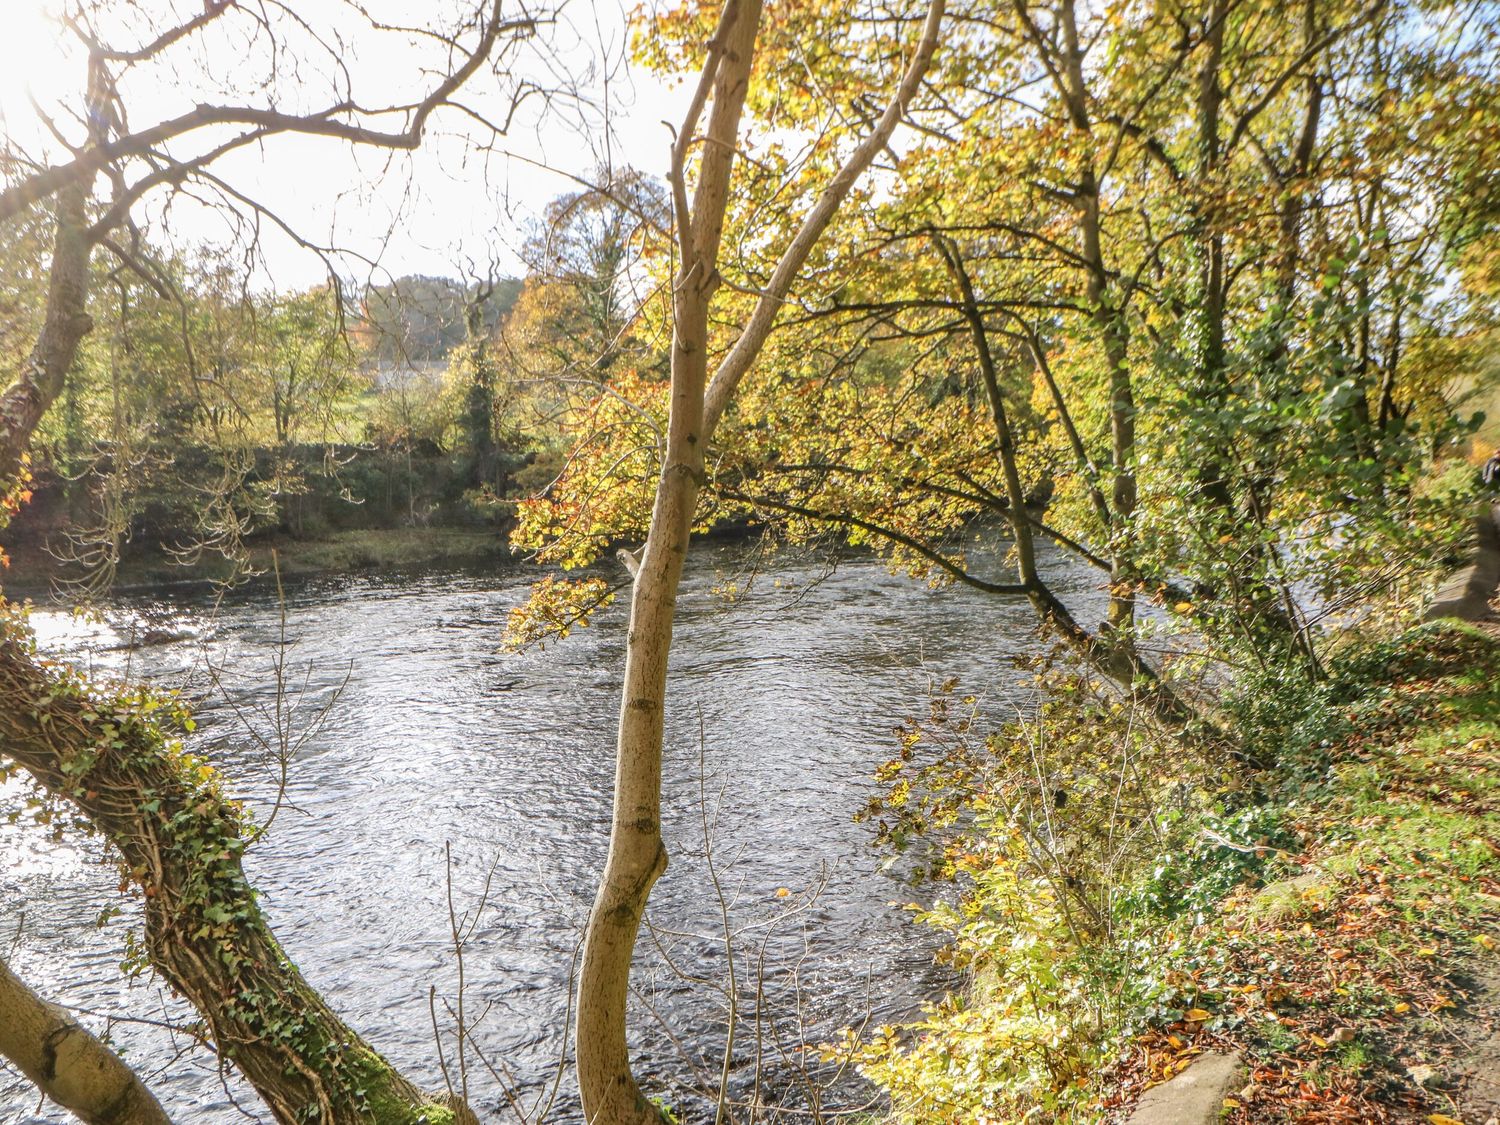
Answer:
[
  {"left": 1425, "top": 502, "right": 1500, "bottom": 622},
  {"left": 1408, "top": 1063, "right": 1438, "bottom": 1086},
  {"left": 1125, "top": 1051, "right": 1244, "bottom": 1125}
]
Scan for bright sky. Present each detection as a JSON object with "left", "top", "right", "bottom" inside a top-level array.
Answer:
[{"left": 0, "top": 0, "right": 682, "bottom": 289}]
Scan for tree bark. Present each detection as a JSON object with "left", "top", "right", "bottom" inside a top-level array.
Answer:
[
  {"left": 0, "top": 955, "right": 172, "bottom": 1125},
  {"left": 575, "top": 4, "right": 946, "bottom": 1121},
  {"left": 0, "top": 631, "right": 470, "bottom": 1125}
]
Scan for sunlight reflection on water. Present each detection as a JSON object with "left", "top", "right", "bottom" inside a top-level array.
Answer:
[{"left": 2, "top": 539, "right": 1101, "bottom": 1123}]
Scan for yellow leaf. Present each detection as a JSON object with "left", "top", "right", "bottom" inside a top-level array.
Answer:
[
  {"left": 1426, "top": 1115, "right": 1465, "bottom": 1125},
  {"left": 775, "top": 887, "right": 791, "bottom": 898},
  {"left": 1309, "top": 1034, "right": 1329, "bottom": 1048},
  {"left": 1393, "top": 1002, "right": 1412, "bottom": 1014},
  {"left": 1174, "top": 601, "right": 1194, "bottom": 614},
  {"left": 1184, "top": 1008, "right": 1212, "bottom": 1022}
]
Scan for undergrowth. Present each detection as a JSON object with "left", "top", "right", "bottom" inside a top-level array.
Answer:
[{"left": 847, "top": 622, "right": 1500, "bottom": 1123}]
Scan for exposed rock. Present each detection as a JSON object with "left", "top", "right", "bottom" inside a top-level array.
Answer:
[
  {"left": 1125, "top": 1051, "right": 1243, "bottom": 1125},
  {"left": 1425, "top": 502, "right": 1500, "bottom": 622}
]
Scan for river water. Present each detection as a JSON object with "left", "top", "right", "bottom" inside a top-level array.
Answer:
[{"left": 1, "top": 540, "right": 1099, "bottom": 1123}]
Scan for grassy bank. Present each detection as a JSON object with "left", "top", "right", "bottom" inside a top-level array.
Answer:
[
  {"left": 4, "top": 528, "right": 514, "bottom": 593},
  {"left": 850, "top": 622, "right": 1500, "bottom": 1123},
  {"left": 242, "top": 528, "right": 513, "bottom": 578}
]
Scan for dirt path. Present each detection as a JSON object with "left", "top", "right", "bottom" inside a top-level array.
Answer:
[{"left": 1443, "top": 963, "right": 1500, "bottom": 1125}]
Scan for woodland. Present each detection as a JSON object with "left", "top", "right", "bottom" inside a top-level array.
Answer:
[{"left": 2, "top": 1, "right": 1500, "bottom": 1124}]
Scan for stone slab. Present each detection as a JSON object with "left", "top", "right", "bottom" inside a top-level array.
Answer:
[
  {"left": 1125, "top": 1051, "right": 1243, "bottom": 1125},
  {"left": 1426, "top": 503, "right": 1500, "bottom": 623}
]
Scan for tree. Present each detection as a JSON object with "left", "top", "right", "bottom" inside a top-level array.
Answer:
[
  {"left": 0, "top": 2, "right": 547, "bottom": 1119},
  {"left": 518, "top": 0, "right": 1497, "bottom": 724},
  {"left": 253, "top": 286, "right": 361, "bottom": 450},
  {"left": 356, "top": 274, "right": 521, "bottom": 365},
  {"left": 503, "top": 169, "right": 671, "bottom": 382},
  {"left": 572, "top": 3, "right": 946, "bottom": 1122}
]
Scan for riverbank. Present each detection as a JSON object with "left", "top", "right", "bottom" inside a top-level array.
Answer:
[
  {"left": 850, "top": 618, "right": 1500, "bottom": 1123},
  {"left": 2, "top": 527, "right": 515, "bottom": 594},
  {"left": 1112, "top": 620, "right": 1500, "bottom": 1122}
]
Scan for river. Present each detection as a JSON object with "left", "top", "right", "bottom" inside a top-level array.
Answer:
[{"left": 1, "top": 539, "right": 1100, "bottom": 1123}]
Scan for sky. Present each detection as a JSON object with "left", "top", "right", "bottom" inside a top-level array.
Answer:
[{"left": 0, "top": 0, "right": 683, "bottom": 289}]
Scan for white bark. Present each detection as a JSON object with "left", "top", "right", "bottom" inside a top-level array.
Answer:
[
  {"left": 574, "top": 5, "right": 946, "bottom": 1123},
  {"left": 0, "top": 956, "right": 173, "bottom": 1125}
]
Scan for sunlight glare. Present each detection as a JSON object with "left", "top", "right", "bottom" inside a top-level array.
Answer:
[{"left": 0, "top": 1, "right": 70, "bottom": 126}]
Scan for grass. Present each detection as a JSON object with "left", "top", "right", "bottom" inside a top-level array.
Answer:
[
  {"left": 17, "top": 527, "right": 517, "bottom": 590},
  {"left": 247, "top": 527, "right": 510, "bottom": 577},
  {"left": 1113, "top": 621, "right": 1500, "bottom": 1122}
]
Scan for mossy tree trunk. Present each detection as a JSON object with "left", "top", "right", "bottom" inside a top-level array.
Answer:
[{"left": 0, "top": 625, "right": 471, "bottom": 1125}]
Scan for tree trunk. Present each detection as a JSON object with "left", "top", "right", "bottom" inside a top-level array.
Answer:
[
  {"left": 575, "top": 6, "right": 763, "bottom": 1122},
  {"left": 575, "top": 3, "right": 945, "bottom": 1120},
  {"left": 0, "top": 955, "right": 172, "bottom": 1125},
  {"left": 0, "top": 621, "right": 469, "bottom": 1125},
  {"left": 939, "top": 236, "right": 1199, "bottom": 728},
  {"left": 0, "top": 185, "right": 92, "bottom": 488}
]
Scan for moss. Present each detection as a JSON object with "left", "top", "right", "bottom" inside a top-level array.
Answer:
[{"left": 1, "top": 613, "right": 453, "bottom": 1123}]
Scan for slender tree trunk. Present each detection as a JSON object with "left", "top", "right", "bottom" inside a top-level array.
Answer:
[
  {"left": 1051, "top": 0, "right": 1138, "bottom": 643},
  {"left": 575, "top": 4, "right": 945, "bottom": 1119},
  {"left": 939, "top": 236, "right": 1198, "bottom": 726},
  {"left": 0, "top": 956, "right": 172, "bottom": 1125},
  {"left": 1193, "top": 0, "right": 1237, "bottom": 514},
  {"left": 575, "top": 6, "right": 763, "bottom": 1122}
]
